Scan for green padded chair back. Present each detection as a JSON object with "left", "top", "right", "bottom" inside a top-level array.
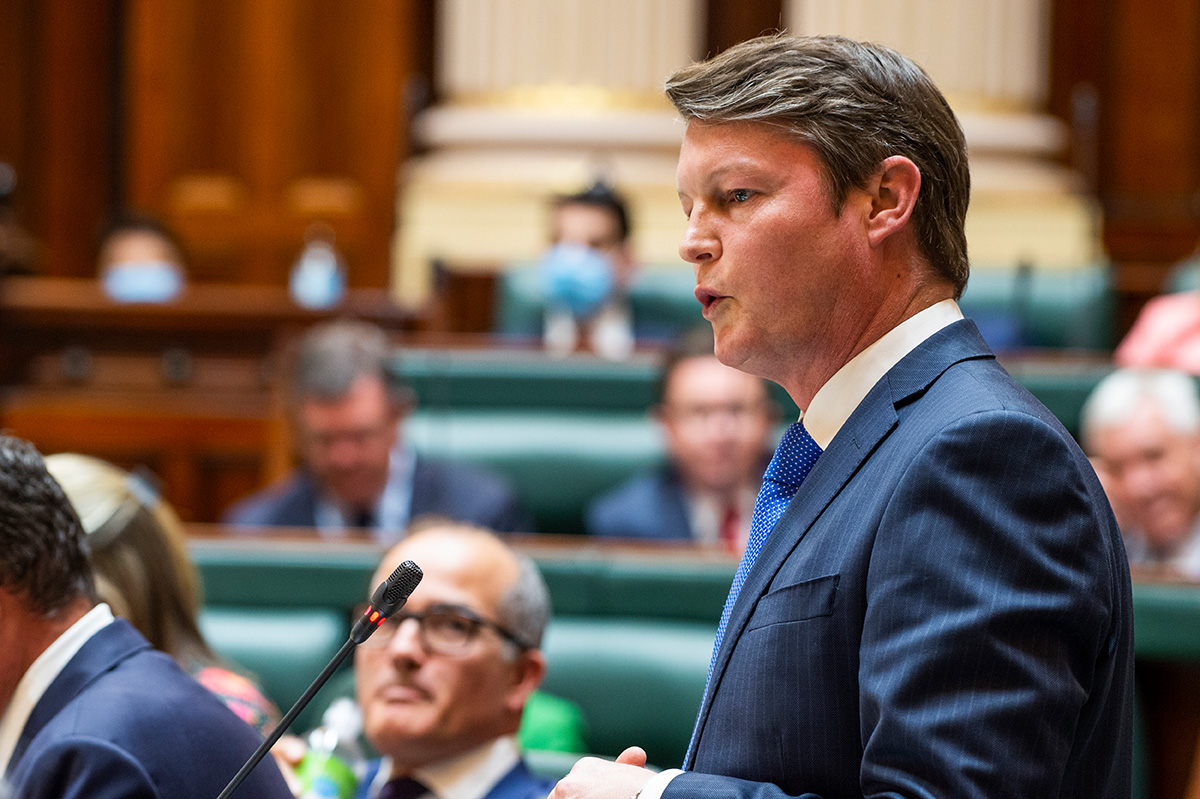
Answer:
[
  {"left": 199, "top": 607, "right": 348, "bottom": 731},
  {"left": 406, "top": 411, "right": 666, "bottom": 535},
  {"left": 494, "top": 263, "right": 701, "bottom": 344},
  {"left": 958, "top": 262, "right": 1115, "bottom": 350},
  {"left": 539, "top": 617, "right": 714, "bottom": 769}
]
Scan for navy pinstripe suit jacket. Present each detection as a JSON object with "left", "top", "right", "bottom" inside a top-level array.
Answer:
[{"left": 669, "top": 320, "right": 1134, "bottom": 799}]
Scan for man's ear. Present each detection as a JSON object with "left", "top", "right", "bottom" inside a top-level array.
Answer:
[
  {"left": 505, "top": 648, "right": 547, "bottom": 713},
  {"left": 865, "top": 156, "right": 921, "bottom": 249}
]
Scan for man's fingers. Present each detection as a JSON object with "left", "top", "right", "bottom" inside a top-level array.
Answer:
[{"left": 615, "top": 746, "right": 648, "bottom": 767}]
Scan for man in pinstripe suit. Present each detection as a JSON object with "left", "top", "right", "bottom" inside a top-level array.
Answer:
[{"left": 552, "top": 33, "right": 1133, "bottom": 799}]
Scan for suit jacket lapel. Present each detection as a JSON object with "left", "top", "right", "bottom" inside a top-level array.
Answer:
[
  {"left": 7, "top": 620, "right": 149, "bottom": 777},
  {"left": 690, "top": 320, "right": 996, "bottom": 761},
  {"left": 700, "top": 379, "right": 898, "bottom": 714}
]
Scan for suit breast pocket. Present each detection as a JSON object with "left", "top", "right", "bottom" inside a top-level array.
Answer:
[{"left": 746, "top": 573, "right": 839, "bottom": 632}]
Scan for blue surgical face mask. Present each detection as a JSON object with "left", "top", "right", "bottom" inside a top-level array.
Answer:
[
  {"left": 539, "top": 242, "right": 615, "bottom": 318},
  {"left": 290, "top": 239, "right": 346, "bottom": 309},
  {"left": 101, "top": 260, "right": 185, "bottom": 303}
]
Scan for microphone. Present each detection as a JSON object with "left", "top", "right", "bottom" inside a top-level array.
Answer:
[
  {"left": 216, "top": 559, "right": 423, "bottom": 799},
  {"left": 351, "top": 560, "right": 424, "bottom": 644}
]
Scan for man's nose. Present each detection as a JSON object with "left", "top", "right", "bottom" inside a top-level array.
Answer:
[
  {"left": 679, "top": 211, "right": 719, "bottom": 265},
  {"left": 387, "top": 616, "right": 426, "bottom": 661}
]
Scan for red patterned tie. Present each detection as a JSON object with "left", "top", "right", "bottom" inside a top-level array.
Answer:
[{"left": 719, "top": 504, "right": 741, "bottom": 554}]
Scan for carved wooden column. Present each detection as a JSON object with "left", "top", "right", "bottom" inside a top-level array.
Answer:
[
  {"left": 392, "top": 0, "right": 703, "bottom": 307},
  {"left": 785, "top": 0, "right": 1100, "bottom": 274}
]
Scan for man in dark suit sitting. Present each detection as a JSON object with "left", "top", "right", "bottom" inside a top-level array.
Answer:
[
  {"left": 0, "top": 434, "right": 293, "bottom": 799},
  {"left": 552, "top": 33, "right": 1133, "bottom": 799},
  {"left": 586, "top": 325, "right": 776, "bottom": 553},
  {"left": 224, "top": 319, "right": 533, "bottom": 540}
]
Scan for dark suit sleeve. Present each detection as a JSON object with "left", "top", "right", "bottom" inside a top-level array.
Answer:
[
  {"left": 17, "top": 738, "right": 160, "bottom": 799},
  {"left": 853, "top": 411, "right": 1123, "bottom": 797},
  {"left": 666, "top": 410, "right": 1127, "bottom": 798}
]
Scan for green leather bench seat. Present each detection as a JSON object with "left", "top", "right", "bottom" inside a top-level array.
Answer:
[
  {"left": 406, "top": 411, "right": 667, "bottom": 535},
  {"left": 494, "top": 263, "right": 702, "bottom": 345},
  {"left": 957, "top": 263, "right": 1115, "bottom": 351},
  {"left": 199, "top": 606, "right": 348, "bottom": 730},
  {"left": 392, "top": 350, "right": 662, "bottom": 413},
  {"left": 539, "top": 616, "right": 713, "bottom": 768},
  {"left": 495, "top": 260, "right": 1115, "bottom": 351},
  {"left": 282, "top": 615, "right": 715, "bottom": 771},
  {"left": 192, "top": 539, "right": 1196, "bottom": 794},
  {"left": 393, "top": 351, "right": 801, "bottom": 417},
  {"left": 1132, "top": 581, "right": 1200, "bottom": 660}
]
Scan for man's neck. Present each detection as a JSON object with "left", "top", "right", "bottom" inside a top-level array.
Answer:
[
  {"left": 780, "top": 278, "right": 954, "bottom": 409},
  {"left": 0, "top": 594, "right": 91, "bottom": 709}
]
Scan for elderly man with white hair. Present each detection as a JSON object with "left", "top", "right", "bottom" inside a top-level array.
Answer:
[{"left": 1081, "top": 366, "right": 1200, "bottom": 578}]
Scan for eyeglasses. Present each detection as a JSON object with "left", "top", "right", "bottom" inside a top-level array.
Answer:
[
  {"left": 661, "top": 400, "right": 769, "bottom": 428},
  {"left": 355, "top": 602, "right": 531, "bottom": 655}
]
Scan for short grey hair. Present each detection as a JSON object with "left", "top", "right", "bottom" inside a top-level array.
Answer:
[
  {"left": 665, "top": 33, "right": 971, "bottom": 298},
  {"left": 290, "top": 318, "right": 409, "bottom": 409},
  {"left": 400, "top": 515, "right": 551, "bottom": 656},
  {"left": 495, "top": 552, "right": 551, "bottom": 652},
  {"left": 1080, "top": 367, "right": 1200, "bottom": 450}
]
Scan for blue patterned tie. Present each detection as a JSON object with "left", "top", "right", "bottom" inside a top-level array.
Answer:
[{"left": 687, "top": 421, "right": 822, "bottom": 764}]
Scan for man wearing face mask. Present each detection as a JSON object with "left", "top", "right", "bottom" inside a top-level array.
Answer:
[
  {"left": 539, "top": 182, "right": 638, "bottom": 360},
  {"left": 97, "top": 213, "right": 188, "bottom": 303}
]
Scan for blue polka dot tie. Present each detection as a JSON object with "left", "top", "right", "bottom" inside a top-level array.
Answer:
[{"left": 686, "top": 421, "right": 822, "bottom": 764}]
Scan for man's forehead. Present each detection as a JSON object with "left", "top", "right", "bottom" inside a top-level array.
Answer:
[
  {"left": 677, "top": 121, "right": 817, "bottom": 186},
  {"left": 373, "top": 532, "right": 518, "bottom": 600}
]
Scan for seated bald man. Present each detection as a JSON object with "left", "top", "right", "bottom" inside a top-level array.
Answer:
[{"left": 351, "top": 518, "right": 558, "bottom": 799}]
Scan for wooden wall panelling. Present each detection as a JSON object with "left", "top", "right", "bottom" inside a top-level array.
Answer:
[
  {"left": 124, "top": 0, "right": 414, "bottom": 288},
  {"left": 0, "top": 387, "right": 273, "bottom": 522},
  {"left": 1097, "top": 0, "right": 1200, "bottom": 333},
  {"left": 0, "top": 0, "right": 119, "bottom": 278},
  {"left": 704, "top": 0, "right": 783, "bottom": 58}
]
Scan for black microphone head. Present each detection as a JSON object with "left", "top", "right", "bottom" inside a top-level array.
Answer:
[{"left": 372, "top": 559, "right": 423, "bottom": 615}]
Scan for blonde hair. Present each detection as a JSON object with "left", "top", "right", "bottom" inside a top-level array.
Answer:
[{"left": 44, "top": 453, "right": 217, "bottom": 668}]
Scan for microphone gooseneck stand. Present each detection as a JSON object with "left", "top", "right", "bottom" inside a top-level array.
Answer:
[{"left": 215, "top": 560, "right": 423, "bottom": 799}]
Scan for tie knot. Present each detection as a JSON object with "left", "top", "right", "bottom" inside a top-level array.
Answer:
[
  {"left": 764, "top": 422, "right": 822, "bottom": 487},
  {"left": 377, "top": 777, "right": 430, "bottom": 799}
]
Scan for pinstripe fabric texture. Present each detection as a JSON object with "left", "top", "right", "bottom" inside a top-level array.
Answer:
[
  {"left": 686, "top": 421, "right": 821, "bottom": 764},
  {"left": 669, "top": 321, "right": 1133, "bottom": 799}
]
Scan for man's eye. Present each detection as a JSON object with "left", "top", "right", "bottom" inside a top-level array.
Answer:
[
  {"left": 431, "top": 614, "right": 475, "bottom": 635},
  {"left": 730, "top": 189, "right": 751, "bottom": 203}
]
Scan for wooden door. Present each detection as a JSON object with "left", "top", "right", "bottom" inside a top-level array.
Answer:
[{"left": 124, "top": 0, "right": 418, "bottom": 288}]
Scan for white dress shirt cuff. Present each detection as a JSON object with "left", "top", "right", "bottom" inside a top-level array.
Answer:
[{"left": 636, "top": 768, "right": 684, "bottom": 799}]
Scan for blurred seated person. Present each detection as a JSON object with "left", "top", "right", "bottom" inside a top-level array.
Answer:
[
  {"left": 585, "top": 326, "right": 777, "bottom": 552},
  {"left": 0, "top": 162, "right": 38, "bottom": 276},
  {"left": 224, "top": 319, "right": 534, "bottom": 540},
  {"left": 97, "top": 212, "right": 187, "bottom": 303},
  {"left": 539, "top": 182, "right": 638, "bottom": 360},
  {"left": 280, "top": 518, "right": 561, "bottom": 799},
  {"left": 45, "top": 453, "right": 281, "bottom": 735},
  {"left": 0, "top": 435, "right": 293, "bottom": 799},
  {"left": 1080, "top": 367, "right": 1200, "bottom": 577}
]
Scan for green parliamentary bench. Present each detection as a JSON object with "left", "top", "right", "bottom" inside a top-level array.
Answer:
[{"left": 192, "top": 532, "right": 1200, "bottom": 792}]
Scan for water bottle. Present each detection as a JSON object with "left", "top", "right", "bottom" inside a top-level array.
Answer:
[
  {"left": 290, "top": 224, "right": 346, "bottom": 309},
  {"left": 295, "top": 698, "right": 365, "bottom": 799}
]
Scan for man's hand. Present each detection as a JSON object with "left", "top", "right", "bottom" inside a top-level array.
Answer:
[
  {"left": 269, "top": 734, "right": 306, "bottom": 796},
  {"left": 550, "top": 746, "right": 654, "bottom": 799}
]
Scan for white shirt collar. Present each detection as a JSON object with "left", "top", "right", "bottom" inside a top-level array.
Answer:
[
  {"left": 803, "top": 299, "right": 964, "bottom": 449},
  {"left": 0, "top": 603, "right": 114, "bottom": 774},
  {"left": 370, "top": 735, "right": 522, "bottom": 799},
  {"left": 314, "top": 440, "right": 416, "bottom": 545}
]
